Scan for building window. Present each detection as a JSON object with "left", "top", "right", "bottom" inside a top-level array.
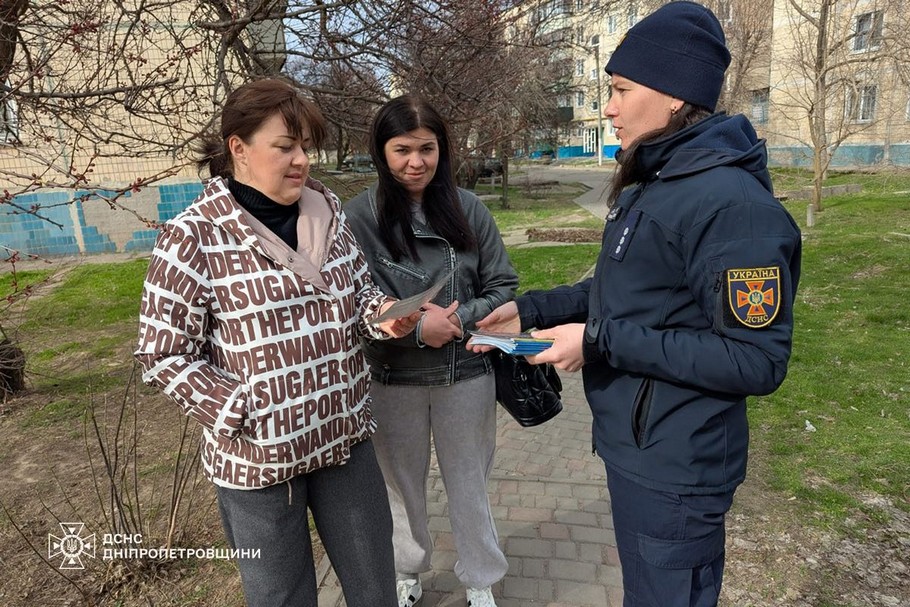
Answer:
[
  {"left": 750, "top": 88, "right": 769, "bottom": 124},
  {"left": 715, "top": 0, "right": 732, "bottom": 24},
  {"left": 575, "top": 60, "right": 584, "bottom": 76},
  {"left": 535, "top": 0, "right": 568, "bottom": 23},
  {"left": 575, "top": 0, "right": 584, "bottom": 11},
  {"left": 607, "top": 14, "right": 617, "bottom": 34},
  {"left": 854, "top": 11, "right": 883, "bottom": 52},
  {"left": 906, "top": 95, "right": 910, "bottom": 121},
  {"left": 590, "top": 99, "right": 599, "bottom": 111},
  {"left": 0, "top": 85, "right": 18, "bottom": 144},
  {"left": 846, "top": 84, "right": 877, "bottom": 122},
  {"left": 576, "top": 91, "right": 585, "bottom": 107},
  {"left": 583, "top": 127, "right": 599, "bottom": 153},
  {"left": 590, "top": 68, "right": 598, "bottom": 80},
  {"left": 627, "top": 5, "right": 638, "bottom": 27}
]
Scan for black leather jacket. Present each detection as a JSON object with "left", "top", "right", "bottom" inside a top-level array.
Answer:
[{"left": 346, "top": 185, "right": 518, "bottom": 386}]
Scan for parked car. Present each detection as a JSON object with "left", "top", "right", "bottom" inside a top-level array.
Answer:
[
  {"left": 342, "top": 154, "right": 375, "bottom": 173},
  {"left": 479, "top": 157, "right": 503, "bottom": 178}
]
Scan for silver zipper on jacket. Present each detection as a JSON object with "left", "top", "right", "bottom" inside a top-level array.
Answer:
[
  {"left": 377, "top": 255, "right": 427, "bottom": 281},
  {"left": 410, "top": 229, "right": 459, "bottom": 386},
  {"left": 446, "top": 246, "right": 458, "bottom": 385}
]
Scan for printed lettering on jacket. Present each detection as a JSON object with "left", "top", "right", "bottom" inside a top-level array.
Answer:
[{"left": 135, "top": 177, "right": 389, "bottom": 490}]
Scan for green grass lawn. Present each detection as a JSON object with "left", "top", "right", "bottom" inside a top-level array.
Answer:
[
  {"left": 753, "top": 187, "right": 910, "bottom": 528},
  {"left": 476, "top": 182, "right": 604, "bottom": 232},
  {"left": 507, "top": 245, "right": 599, "bottom": 293}
]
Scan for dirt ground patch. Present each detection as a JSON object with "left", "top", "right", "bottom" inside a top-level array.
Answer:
[
  {"left": 0, "top": 327, "right": 326, "bottom": 607},
  {"left": 526, "top": 227, "right": 603, "bottom": 243},
  {"left": 721, "top": 455, "right": 909, "bottom": 606}
]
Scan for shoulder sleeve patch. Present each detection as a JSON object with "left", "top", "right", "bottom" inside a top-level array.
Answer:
[{"left": 724, "top": 267, "right": 782, "bottom": 329}]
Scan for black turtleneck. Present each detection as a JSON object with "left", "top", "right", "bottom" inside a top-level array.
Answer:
[{"left": 228, "top": 178, "right": 298, "bottom": 250}]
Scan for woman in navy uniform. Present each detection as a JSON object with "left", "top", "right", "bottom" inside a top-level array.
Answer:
[{"left": 471, "top": 3, "right": 801, "bottom": 606}]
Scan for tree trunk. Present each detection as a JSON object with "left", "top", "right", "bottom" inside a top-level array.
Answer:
[
  {"left": 456, "top": 156, "right": 482, "bottom": 190},
  {"left": 335, "top": 124, "right": 345, "bottom": 171},
  {"left": 0, "top": 338, "right": 26, "bottom": 396},
  {"left": 0, "top": 0, "right": 27, "bottom": 84},
  {"left": 500, "top": 155, "right": 510, "bottom": 210},
  {"left": 809, "top": 0, "right": 833, "bottom": 213}
]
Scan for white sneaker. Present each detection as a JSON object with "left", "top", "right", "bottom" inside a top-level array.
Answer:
[
  {"left": 396, "top": 577, "right": 422, "bottom": 607},
  {"left": 466, "top": 586, "right": 497, "bottom": 607}
]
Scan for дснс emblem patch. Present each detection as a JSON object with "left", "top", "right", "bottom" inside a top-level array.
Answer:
[{"left": 726, "top": 267, "right": 781, "bottom": 328}]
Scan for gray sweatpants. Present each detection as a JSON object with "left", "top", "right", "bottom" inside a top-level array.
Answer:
[{"left": 370, "top": 372, "right": 509, "bottom": 589}]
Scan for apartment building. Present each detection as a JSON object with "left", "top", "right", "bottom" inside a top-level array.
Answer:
[
  {"left": 539, "top": 0, "right": 910, "bottom": 167},
  {"left": 765, "top": 0, "right": 910, "bottom": 167}
]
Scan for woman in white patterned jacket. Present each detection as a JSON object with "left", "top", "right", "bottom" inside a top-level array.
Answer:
[{"left": 135, "top": 78, "right": 420, "bottom": 607}]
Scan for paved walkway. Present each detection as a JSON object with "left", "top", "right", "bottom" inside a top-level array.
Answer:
[
  {"left": 317, "top": 167, "right": 624, "bottom": 606},
  {"left": 527, "top": 164, "right": 613, "bottom": 219}
]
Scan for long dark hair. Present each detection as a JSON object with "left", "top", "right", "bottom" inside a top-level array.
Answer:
[
  {"left": 607, "top": 103, "right": 712, "bottom": 207},
  {"left": 196, "top": 78, "right": 327, "bottom": 178},
  {"left": 368, "top": 95, "right": 475, "bottom": 261}
]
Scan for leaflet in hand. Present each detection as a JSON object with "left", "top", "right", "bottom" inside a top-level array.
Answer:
[
  {"left": 469, "top": 331, "right": 554, "bottom": 355},
  {"left": 370, "top": 267, "right": 456, "bottom": 324}
]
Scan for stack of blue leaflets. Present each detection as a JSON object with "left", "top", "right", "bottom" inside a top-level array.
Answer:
[{"left": 469, "top": 331, "right": 554, "bottom": 355}]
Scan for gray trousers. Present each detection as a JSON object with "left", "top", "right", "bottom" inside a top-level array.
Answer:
[
  {"left": 216, "top": 440, "right": 397, "bottom": 607},
  {"left": 370, "top": 372, "right": 508, "bottom": 589}
]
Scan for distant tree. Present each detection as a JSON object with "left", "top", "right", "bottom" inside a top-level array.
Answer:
[
  {"left": 292, "top": 62, "right": 384, "bottom": 169},
  {"left": 282, "top": 1, "right": 572, "bottom": 200},
  {"left": 713, "top": 0, "right": 775, "bottom": 115},
  {"left": 0, "top": 0, "right": 286, "bottom": 212},
  {"left": 771, "top": 0, "right": 910, "bottom": 211}
]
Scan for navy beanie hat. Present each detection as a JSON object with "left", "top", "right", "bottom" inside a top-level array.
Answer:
[{"left": 605, "top": 1, "right": 731, "bottom": 111}]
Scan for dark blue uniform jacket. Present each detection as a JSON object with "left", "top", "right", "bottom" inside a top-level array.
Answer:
[{"left": 517, "top": 113, "right": 802, "bottom": 495}]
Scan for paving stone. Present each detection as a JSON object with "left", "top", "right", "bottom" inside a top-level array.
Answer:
[
  {"left": 521, "top": 557, "right": 547, "bottom": 578},
  {"left": 554, "top": 510, "right": 598, "bottom": 527},
  {"left": 569, "top": 525, "right": 615, "bottom": 545},
  {"left": 507, "top": 537, "right": 555, "bottom": 558},
  {"left": 578, "top": 542, "right": 605, "bottom": 563},
  {"left": 503, "top": 576, "right": 540, "bottom": 599},
  {"left": 509, "top": 506, "right": 554, "bottom": 522},
  {"left": 554, "top": 580, "right": 608, "bottom": 605},
  {"left": 553, "top": 540, "right": 578, "bottom": 560},
  {"left": 539, "top": 522, "right": 570, "bottom": 540},
  {"left": 550, "top": 559, "right": 597, "bottom": 582}
]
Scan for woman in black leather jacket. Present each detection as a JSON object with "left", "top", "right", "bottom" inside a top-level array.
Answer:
[{"left": 346, "top": 95, "right": 517, "bottom": 607}]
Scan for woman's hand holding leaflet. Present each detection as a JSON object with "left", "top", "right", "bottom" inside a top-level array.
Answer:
[{"left": 419, "top": 301, "right": 461, "bottom": 348}]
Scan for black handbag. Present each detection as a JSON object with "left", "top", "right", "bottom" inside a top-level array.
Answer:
[{"left": 490, "top": 351, "right": 563, "bottom": 427}]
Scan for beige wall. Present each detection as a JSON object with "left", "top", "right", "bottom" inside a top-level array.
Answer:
[{"left": 766, "top": 0, "right": 910, "bottom": 160}]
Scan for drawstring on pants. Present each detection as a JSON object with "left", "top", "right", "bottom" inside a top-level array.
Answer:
[{"left": 287, "top": 480, "right": 293, "bottom": 506}]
